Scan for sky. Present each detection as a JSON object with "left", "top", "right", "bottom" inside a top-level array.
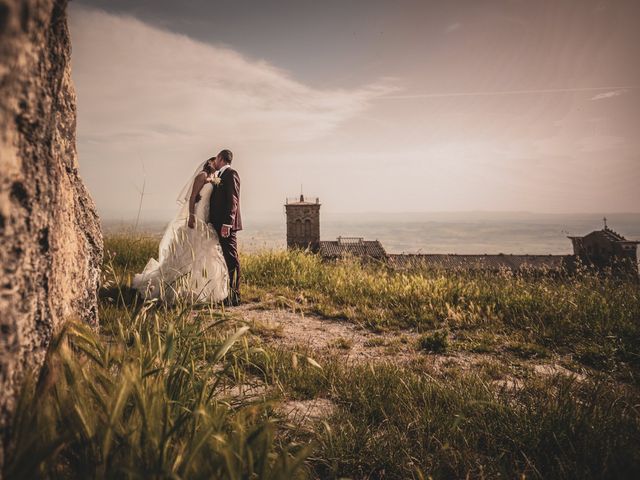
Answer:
[{"left": 69, "top": 0, "right": 640, "bottom": 221}]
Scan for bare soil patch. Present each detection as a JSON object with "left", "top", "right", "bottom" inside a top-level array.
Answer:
[
  {"left": 277, "top": 399, "right": 337, "bottom": 426},
  {"left": 210, "top": 302, "right": 592, "bottom": 428},
  {"left": 231, "top": 303, "right": 419, "bottom": 361},
  {"left": 226, "top": 302, "right": 584, "bottom": 383}
]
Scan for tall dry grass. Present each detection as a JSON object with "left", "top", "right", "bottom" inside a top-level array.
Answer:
[
  {"left": 6, "top": 234, "right": 638, "bottom": 479},
  {"left": 4, "top": 244, "right": 307, "bottom": 478},
  {"left": 242, "top": 250, "right": 640, "bottom": 376},
  {"left": 234, "top": 342, "right": 640, "bottom": 479}
]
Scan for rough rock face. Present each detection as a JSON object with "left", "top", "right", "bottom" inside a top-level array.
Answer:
[{"left": 0, "top": 0, "right": 103, "bottom": 465}]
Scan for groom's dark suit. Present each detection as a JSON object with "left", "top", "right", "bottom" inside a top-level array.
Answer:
[{"left": 209, "top": 166, "right": 242, "bottom": 303}]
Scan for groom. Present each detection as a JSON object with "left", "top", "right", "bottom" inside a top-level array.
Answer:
[{"left": 209, "top": 149, "right": 242, "bottom": 306}]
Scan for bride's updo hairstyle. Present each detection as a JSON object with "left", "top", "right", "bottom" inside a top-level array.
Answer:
[{"left": 203, "top": 157, "right": 216, "bottom": 175}]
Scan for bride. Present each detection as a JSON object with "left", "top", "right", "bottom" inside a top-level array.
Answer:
[{"left": 133, "top": 158, "right": 229, "bottom": 304}]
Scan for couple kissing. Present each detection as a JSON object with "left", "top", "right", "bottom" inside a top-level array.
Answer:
[{"left": 133, "top": 149, "right": 241, "bottom": 307}]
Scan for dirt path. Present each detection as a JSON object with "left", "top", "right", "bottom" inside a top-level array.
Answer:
[
  {"left": 231, "top": 303, "right": 419, "bottom": 361},
  {"left": 218, "top": 302, "right": 586, "bottom": 425},
  {"left": 226, "top": 302, "right": 584, "bottom": 381}
]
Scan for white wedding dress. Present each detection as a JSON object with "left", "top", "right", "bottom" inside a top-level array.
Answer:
[{"left": 133, "top": 177, "right": 229, "bottom": 305}]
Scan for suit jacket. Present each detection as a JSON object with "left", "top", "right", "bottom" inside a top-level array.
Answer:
[{"left": 209, "top": 167, "right": 242, "bottom": 231}]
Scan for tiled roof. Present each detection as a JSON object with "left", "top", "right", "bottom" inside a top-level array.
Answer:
[
  {"left": 319, "top": 238, "right": 387, "bottom": 259},
  {"left": 569, "top": 228, "right": 638, "bottom": 244},
  {"left": 389, "top": 254, "right": 569, "bottom": 271},
  {"left": 601, "top": 228, "right": 639, "bottom": 244},
  {"left": 601, "top": 228, "right": 626, "bottom": 242}
]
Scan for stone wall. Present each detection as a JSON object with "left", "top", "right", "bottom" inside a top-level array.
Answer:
[{"left": 0, "top": 0, "right": 103, "bottom": 466}]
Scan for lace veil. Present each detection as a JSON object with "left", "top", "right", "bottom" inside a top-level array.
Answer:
[{"left": 157, "top": 160, "right": 207, "bottom": 264}]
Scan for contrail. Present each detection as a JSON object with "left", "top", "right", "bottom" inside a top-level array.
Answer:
[{"left": 379, "top": 85, "right": 638, "bottom": 100}]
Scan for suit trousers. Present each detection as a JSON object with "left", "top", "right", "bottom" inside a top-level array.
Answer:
[{"left": 218, "top": 230, "right": 240, "bottom": 300}]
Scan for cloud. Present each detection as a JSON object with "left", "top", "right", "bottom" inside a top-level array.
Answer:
[
  {"left": 69, "top": 5, "right": 396, "bottom": 147},
  {"left": 67, "top": 4, "right": 640, "bottom": 220},
  {"left": 380, "top": 86, "right": 638, "bottom": 100},
  {"left": 445, "top": 22, "right": 461, "bottom": 33},
  {"left": 591, "top": 89, "right": 627, "bottom": 101}
]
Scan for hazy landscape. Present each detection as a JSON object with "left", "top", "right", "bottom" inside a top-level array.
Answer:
[{"left": 104, "top": 211, "right": 640, "bottom": 254}]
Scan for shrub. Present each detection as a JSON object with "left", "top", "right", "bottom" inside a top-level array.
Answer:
[{"left": 417, "top": 330, "right": 449, "bottom": 353}]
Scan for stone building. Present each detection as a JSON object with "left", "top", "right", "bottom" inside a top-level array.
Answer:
[
  {"left": 389, "top": 253, "right": 568, "bottom": 272},
  {"left": 285, "top": 196, "right": 388, "bottom": 260},
  {"left": 283, "top": 198, "right": 638, "bottom": 275},
  {"left": 285, "top": 195, "right": 321, "bottom": 251},
  {"left": 568, "top": 221, "right": 639, "bottom": 274},
  {"left": 284, "top": 196, "right": 387, "bottom": 260}
]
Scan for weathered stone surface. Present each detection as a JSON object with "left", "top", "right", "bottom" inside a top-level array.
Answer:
[{"left": 0, "top": 0, "right": 102, "bottom": 466}]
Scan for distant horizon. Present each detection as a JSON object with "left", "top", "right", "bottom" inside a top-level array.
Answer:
[
  {"left": 101, "top": 209, "right": 640, "bottom": 255},
  {"left": 100, "top": 210, "right": 640, "bottom": 223}
]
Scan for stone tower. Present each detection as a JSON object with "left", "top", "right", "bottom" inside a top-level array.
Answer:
[{"left": 285, "top": 195, "right": 321, "bottom": 251}]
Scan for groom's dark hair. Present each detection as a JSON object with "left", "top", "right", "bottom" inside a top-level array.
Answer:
[{"left": 218, "top": 149, "right": 233, "bottom": 164}]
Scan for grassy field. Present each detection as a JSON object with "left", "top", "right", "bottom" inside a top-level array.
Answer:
[
  {"left": 4, "top": 233, "right": 640, "bottom": 479},
  {"left": 241, "top": 249, "right": 640, "bottom": 381}
]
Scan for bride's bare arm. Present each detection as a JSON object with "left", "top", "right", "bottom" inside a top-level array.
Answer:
[{"left": 188, "top": 172, "right": 207, "bottom": 228}]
